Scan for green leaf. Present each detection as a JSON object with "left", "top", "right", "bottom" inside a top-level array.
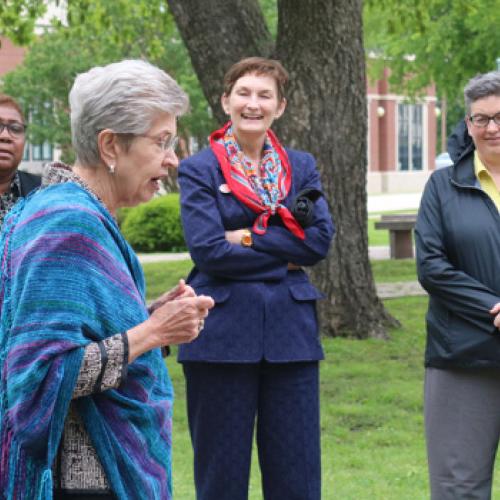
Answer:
[{"left": 1, "top": 0, "right": 216, "bottom": 157}]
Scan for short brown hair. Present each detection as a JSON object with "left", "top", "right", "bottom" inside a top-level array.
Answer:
[
  {"left": 223, "top": 57, "right": 289, "bottom": 101},
  {"left": 0, "top": 94, "right": 25, "bottom": 122}
]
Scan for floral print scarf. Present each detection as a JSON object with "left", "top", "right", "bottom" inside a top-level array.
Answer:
[{"left": 210, "top": 121, "right": 304, "bottom": 239}]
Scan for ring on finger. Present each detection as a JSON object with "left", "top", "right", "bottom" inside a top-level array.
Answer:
[{"left": 198, "top": 319, "right": 205, "bottom": 332}]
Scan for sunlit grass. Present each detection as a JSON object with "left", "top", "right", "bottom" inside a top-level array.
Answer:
[
  {"left": 165, "top": 296, "right": 500, "bottom": 499},
  {"left": 142, "top": 257, "right": 419, "bottom": 303},
  {"left": 371, "top": 259, "right": 417, "bottom": 283},
  {"left": 167, "top": 297, "right": 429, "bottom": 499},
  {"left": 143, "top": 254, "right": 500, "bottom": 498},
  {"left": 146, "top": 261, "right": 429, "bottom": 498},
  {"left": 143, "top": 260, "right": 193, "bottom": 300}
]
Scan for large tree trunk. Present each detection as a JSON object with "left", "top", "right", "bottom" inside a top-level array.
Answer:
[
  {"left": 275, "top": 0, "right": 397, "bottom": 337},
  {"left": 168, "top": 0, "right": 398, "bottom": 338},
  {"left": 167, "top": 0, "right": 273, "bottom": 122}
]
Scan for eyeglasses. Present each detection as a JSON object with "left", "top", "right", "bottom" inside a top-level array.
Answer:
[
  {"left": 139, "top": 133, "right": 179, "bottom": 152},
  {"left": 468, "top": 113, "right": 500, "bottom": 128},
  {"left": 0, "top": 121, "right": 27, "bottom": 138}
]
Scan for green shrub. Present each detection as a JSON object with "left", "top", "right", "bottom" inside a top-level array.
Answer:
[
  {"left": 116, "top": 206, "right": 133, "bottom": 228},
  {"left": 121, "top": 194, "right": 186, "bottom": 252}
]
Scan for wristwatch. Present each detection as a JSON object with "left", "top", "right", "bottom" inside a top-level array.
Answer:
[{"left": 241, "top": 229, "right": 253, "bottom": 247}]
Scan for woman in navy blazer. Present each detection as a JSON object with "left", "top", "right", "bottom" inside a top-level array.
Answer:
[{"left": 178, "top": 57, "right": 334, "bottom": 500}]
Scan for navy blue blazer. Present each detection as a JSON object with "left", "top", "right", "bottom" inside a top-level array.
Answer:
[{"left": 177, "top": 147, "right": 335, "bottom": 363}]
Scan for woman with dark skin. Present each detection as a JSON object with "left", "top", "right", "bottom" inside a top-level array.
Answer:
[{"left": 0, "top": 94, "right": 40, "bottom": 227}]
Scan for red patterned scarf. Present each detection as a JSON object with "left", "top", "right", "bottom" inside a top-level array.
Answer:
[{"left": 210, "top": 121, "right": 305, "bottom": 239}]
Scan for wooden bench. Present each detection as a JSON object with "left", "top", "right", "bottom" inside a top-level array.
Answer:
[{"left": 374, "top": 214, "right": 417, "bottom": 259}]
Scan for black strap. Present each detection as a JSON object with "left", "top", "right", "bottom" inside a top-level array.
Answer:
[{"left": 93, "top": 340, "right": 108, "bottom": 393}]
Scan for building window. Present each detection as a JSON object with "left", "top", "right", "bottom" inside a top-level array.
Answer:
[
  {"left": 31, "top": 142, "right": 53, "bottom": 161},
  {"left": 23, "top": 142, "right": 29, "bottom": 161},
  {"left": 398, "top": 103, "right": 423, "bottom": 171},
  {"left": 21, "top": 102, "right": 55, "bottom": 163}
]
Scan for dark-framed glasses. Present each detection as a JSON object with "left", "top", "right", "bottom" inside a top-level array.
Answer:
[
  {"left": 0, "top": 121, "right": 27, "bottom": 138},
  {"left": 468, "top": 113, "right": 500, "bottom": 128},
  {"left": 140, "top": 133, "right": 179, "bottom": 152}
]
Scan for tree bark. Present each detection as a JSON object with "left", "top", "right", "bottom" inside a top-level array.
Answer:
[
  {"left": 275, "top": 0, "right": 398, "bottom": 338},
  {"left": 168, "top": 0, "right": 398, "bottom": 338},
  {"left": 167, "top": 0, "right": 274, "bottom": 122}
]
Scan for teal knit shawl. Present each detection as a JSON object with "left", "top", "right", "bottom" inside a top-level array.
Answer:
[{"left": 0, "top": 183, "right": 173, "bottom": 499}]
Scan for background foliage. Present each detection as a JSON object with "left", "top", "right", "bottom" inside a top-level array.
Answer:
[
  {"left": 121, "top": 194, "right": 185, "bottom": 252},
  {"left": 4, "top": 0, "right": 500, "bottom": 148},
  {"left": 0, "top": 0, "right": 45, "bottom": 45},
  {"left": 1, "top": 0, "right": 216, "bottom": 163},
  {"left": 364, "top": 0, "right": 500, "bottom": 134}
]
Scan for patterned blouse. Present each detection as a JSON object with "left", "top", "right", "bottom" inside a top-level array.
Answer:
[{"left": 0, "top": 172, "right": 21, "bottom": 228}]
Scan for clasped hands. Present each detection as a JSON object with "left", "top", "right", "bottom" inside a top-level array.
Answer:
[
  {"left": 148, "top": 279, "right": 214, "bottom": 344},
  {"left": 127, "top": 280, "right": 214, "bottom": 363}
]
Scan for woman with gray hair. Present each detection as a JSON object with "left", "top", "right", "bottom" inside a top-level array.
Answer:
[
  {"left": 0, "top": 59, "right": 214, "bottom": 500},
  {"left": 416, "top": 70, "right": 500, "bottom": 499}
]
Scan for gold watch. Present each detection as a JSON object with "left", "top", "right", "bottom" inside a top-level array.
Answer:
[{"left": 241, "top": 229, "right": 253, "bottom": 247}]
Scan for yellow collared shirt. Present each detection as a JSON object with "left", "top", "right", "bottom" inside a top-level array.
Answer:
[{"left": 474, "top": 151, "right": 500, "bottom": 210}]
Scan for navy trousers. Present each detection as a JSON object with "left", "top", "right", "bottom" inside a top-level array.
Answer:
[{"left": 183, "top": 361, "right": 321, "bottom": 500}]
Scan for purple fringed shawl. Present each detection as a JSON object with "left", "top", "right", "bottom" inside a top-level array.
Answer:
[{"left": 0, "top": 182, "right": 173, "bottom": 499}]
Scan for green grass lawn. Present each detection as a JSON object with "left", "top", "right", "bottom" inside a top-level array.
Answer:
[
  {"left": 368, "top": 217, "right": 389, "bottom": 246},
  {"left": 371, "top": 259, "right": 417, "bottom": 283},
  {"left": 143, "top": 258, "right": 419, "bottom": 302},
  {"left": 142, "top": 258, "right": 500, "bottom": 499},
  {"left": 168, "top": 297, "right": 428, "bottom": 499},
  {"left": 144, "top": 260, "right": 194, "bottom": 300}
]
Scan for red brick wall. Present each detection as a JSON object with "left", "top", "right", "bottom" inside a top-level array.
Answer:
[
  {"left": 368, "top": 98, "right": 380, "bottom": 171},
  {"left": 367, "top": 68, "right": 437, "bottom": 174},
  {"left": 0, "top": 37, "right": 25, "bottom": 77},
  {"left": 427, "top": 100, "right": 437, "bottom": 170}
]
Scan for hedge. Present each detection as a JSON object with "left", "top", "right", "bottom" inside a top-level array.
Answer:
[{"left": 120, "top": 194, "right": 187, "bottom": 252}]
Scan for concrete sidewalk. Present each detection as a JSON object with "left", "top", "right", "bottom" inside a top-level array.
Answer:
[
  {"left": 138, "top": 246, "right": 397, "bottom": 262},
  {"left": 368, "top": 192, "right": 421, "bottom": 214},
  {"left": 138, "top": 252, "right": 190, "bottom": 263},
  {"left": 376, "top": 281, "right": 425, "bottom": 299}
]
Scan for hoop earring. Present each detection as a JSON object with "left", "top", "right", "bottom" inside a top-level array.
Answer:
[{"left": 108, "top": 164, "right": 115, "bottom": 174}]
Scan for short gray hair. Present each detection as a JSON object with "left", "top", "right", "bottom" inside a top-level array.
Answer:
[
  {"left": 464, "top": 71, "right": 500, "bottom": 114},
  {"left": 69, "top": 59, "right": 189, "bottom": 166}
]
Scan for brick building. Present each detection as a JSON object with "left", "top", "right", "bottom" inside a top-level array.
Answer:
[{"left": 367, "top": 68, "right": 437, "bottom": 193}]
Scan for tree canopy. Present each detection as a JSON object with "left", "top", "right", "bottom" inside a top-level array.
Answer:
[
  {"left": 7, "top": 0, "right": 500, "bottom": 152},
  {"left": 0, "top": 0, "right": 45, "bottom": 45},
  {"left": 1, "top": 0, "right": 215, "bottom": 161},
  {"left": 364, "top": 0, "right": 500, "bottom": 127}
]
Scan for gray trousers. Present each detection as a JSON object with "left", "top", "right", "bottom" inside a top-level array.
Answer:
[{"left": 425, "top": 367, "right": 500, "bottom": 500}]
